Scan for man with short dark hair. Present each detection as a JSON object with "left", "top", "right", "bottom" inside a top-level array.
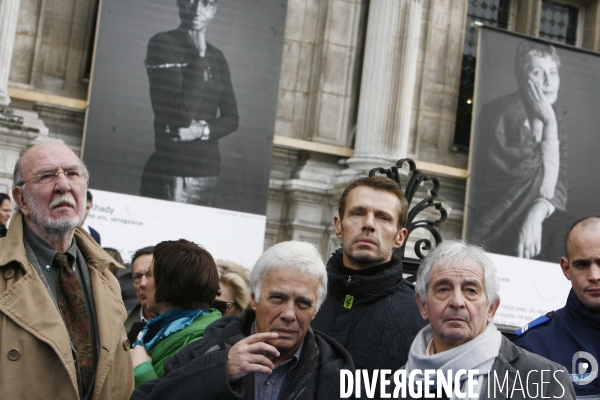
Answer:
[
  {"left": 0, "top": 141, "right": 133, "bottom": 399},
  {"left": 124, "top": 246, "right": 158, "bottom": 338},
  {"left": 513, "top": 216, "right": 600, "bottom": 398},
  {"left": 131, "top": 241, "right": 353, "bottom": 400},
  {"left": 312, "top": 176, "right": 426, "bottom": 372}
]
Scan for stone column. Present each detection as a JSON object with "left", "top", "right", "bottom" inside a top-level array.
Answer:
[
  {"left": 347, "top": 0, "right": 423, "bottom": 171},
  {"left": 0, "top": 0, "right": 21, "bottom": 106}
]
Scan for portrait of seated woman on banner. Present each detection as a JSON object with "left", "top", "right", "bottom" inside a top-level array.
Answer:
[
  {"left": 467, "top": 40, "right": 572, "bottom": 262},
  {"left": 140, "top": 0, "right": 239, "bottom": 207}
]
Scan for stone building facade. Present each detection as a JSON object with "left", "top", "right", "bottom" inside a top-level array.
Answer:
[{"left": 1, "top": 0, "right": 599, "bottom": 260}]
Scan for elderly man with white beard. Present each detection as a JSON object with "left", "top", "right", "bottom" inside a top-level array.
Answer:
[
  {"left": 0, "top": 141, "right": 134, "bottom": 400},
  {"left": 402, "top": 240, "right": 574, "bottom": 400}
]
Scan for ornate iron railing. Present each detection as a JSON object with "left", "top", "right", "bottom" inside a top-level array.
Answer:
[{"left": 368, "top": 159, "right": 448, "bottom": 276}]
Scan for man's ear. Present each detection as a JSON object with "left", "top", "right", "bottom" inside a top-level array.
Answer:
[
  {"left": 487, "top": 298, "right": 501, "bottom": 323},
  {"left": 12, "top": 186, "right": 26, "bottom": 214},
  {"left": 333, "top": 215, "right": 343, "bottom": 240},
  {"left": 560, "top": 257, "right": 571, "bottom": 281},
  {"left": 415, "top": 293, "right": 429, "bottom": 321},
  {"left": 394, "top": 227, "right": 408, "bottom": 249},
  {"left": 250, "top": 292, "right": 258, "bottom": 311}
]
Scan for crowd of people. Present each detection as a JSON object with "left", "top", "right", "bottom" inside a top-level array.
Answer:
[{"left": 0, "top": 140, "right": 597, "bottom": 400}]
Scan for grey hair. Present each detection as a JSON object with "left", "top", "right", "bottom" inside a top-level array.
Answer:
[
  {"left": 514, "top": 41, "right": 560, "bottom": 87},
  {"left": 250, "top": 241, "right": 328, "bottom": 310},
  {"left": 415, "top": 240, "right": 500, "bottom": 306},
  {"left": 12, "top": 142, "right": 89, "bottom": 188}
]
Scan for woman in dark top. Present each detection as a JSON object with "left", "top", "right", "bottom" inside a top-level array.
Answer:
[
  {"left": 0, "top": 193, "right": 11, "bottom": 238},
  {"left": 467, "top": 41, "right": 567, "bottom": 260}
]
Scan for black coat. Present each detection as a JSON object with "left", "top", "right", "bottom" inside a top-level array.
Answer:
[
  {"left": 311, "top": 251, "right": 427, "bottom": 371},
  {"left": 131, "top": 309, "right": 355, "bottom": 400},
  {"left": 481, "top": 337, "right": 575, "bottom": 400}
]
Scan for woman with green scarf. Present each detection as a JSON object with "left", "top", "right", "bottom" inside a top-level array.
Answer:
[{"left": 129, "top": 239, "right": 222, "bottom": 387}]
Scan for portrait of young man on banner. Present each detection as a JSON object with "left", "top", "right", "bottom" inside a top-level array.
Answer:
[
  {"left": 140, "top": 0, "right": 238, "bottom": 206},
  {"left": 465, "top": 27, "right": 600, "bottom": 264},
  {"left": 81, "top": 0, "right": 287, "bottom": 265}
]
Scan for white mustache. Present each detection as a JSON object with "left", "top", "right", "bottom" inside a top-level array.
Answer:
[{"left": 49, "top": 196, "right": 76, "bottom": 210}]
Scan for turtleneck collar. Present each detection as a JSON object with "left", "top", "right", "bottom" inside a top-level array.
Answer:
[
  {"left": 566, "top": 288, "right": 600, "bottom": 330},
  {"left": 334, "top": 253, "right": 397, "bottom": 276}
]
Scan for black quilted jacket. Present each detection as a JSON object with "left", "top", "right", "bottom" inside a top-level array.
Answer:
[{"left": 311, "top": 250, "right": 427, "bottom": 371}]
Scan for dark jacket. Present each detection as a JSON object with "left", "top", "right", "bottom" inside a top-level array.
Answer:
[
  {"left": 402, "top": 336, "right": 575, "bottom": 399},
  {"left": 482, "top": 336, "right": 575, "bottom": 400},
  {"left": 311, "top": 251, "right": 427, "bottom": 371},
  {"left": 131, "top": 309, "right": 354, "bottom": 400},
  {"left": 88, "top": 226, "right": 101, "bottom": 245},
  {"left": 144, "top": 28, "right": 238, "bottom": 177},
  {"left": 513, "top": 290, "right": 600, "bottom": 398}
]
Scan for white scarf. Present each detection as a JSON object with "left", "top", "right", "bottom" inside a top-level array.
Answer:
[{"left": 405, "top": 323, "right": 502, "bottom": 400}]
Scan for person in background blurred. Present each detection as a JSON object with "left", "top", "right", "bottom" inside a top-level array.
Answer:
[
  {"left": 214, "top": 260, "right": 250, "bottom": 316},
  {"left": 129, "top": 239, "right": 221, "bottom": 387},
  {"left": 80, "top": 190, "right": 101, "bottom": 244},
  {"left": 125, "top": 246, "right": 158, "bottom": 340},
  {"left": 0, "top": 193, "right": 11, "bottom": 238},
  {"left": 103, "top": 247, "right": 122, "bottom": 276}
]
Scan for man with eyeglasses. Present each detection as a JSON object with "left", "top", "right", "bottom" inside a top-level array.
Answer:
[
  {"left": 125, "top": 246, "right": 158, "bottom": 341},
  {"left": 140, "top": 0, "right": 239, "bottom": 206},
  {"left": 0, "top": 141, "right": 134, "bottom": 399}
]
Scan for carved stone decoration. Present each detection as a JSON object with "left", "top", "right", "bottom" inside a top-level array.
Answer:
[{"left": 369, "top": 158, "right": 448, "bottom": 276}]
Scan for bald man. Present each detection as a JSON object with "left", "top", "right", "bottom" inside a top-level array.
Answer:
[
  {"left": 0, "top": 141, "right": 134, "bottom": 399},
  {"left": 513, "top": 216, "right": 600, "bottom": 399}
]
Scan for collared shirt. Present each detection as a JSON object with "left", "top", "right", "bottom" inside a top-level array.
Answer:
[
  {"left": 140, "top": 305, "right": 150, "bottom": 323},
  {"left": 23, "top": 223, "right": 97, "bottom": 363},
  {"left": 24, "top": 222, "right": 79, "bottom": 300},
  {"left": 251, "top": 324, "right": 304, "bottom": 400},
  {"left": 426, "top": 339, "right": 435, "bottom": 356}
]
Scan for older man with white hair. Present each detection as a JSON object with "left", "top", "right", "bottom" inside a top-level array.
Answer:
[
  {"left": 403, "top": 240, "right": 574, "bottom": 400},
  {"left": 0, "top": 141, "right": 133, "bottom": 399},
  {"left": 131, "top": 240, "right": 354, "bottom": 400}
]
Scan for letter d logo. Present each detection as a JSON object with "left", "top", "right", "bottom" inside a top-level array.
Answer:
[{"left": 571, "top": 351, "right": 598, "bottom": 385}]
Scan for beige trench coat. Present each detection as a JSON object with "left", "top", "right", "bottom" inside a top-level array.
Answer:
[{"left": 0, "top": 212, "right": 134, "bottom": 399}]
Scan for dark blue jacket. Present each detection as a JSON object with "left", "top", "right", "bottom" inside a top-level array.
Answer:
[
  {"left": 89, "top": 226, "right": 101, "bottom": 245},
  {"left": 512, "top": 289, "right": 600, "bottom": 398}
]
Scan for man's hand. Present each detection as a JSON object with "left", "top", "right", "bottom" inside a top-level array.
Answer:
[
  {"left": 227, "top": 332, "right": 280, "bottom": 383},
  {"left": 517, "top": 201, "right": 549, "bottom": 259},
  {"left": 178, "top": 120, "right": 209, "bottom": 141},
  {"left": 178, "top": 121, "right": 202, "bottom": 141},
  {"left": 130, "top": 345, "right": 152, "bottom": 368}
]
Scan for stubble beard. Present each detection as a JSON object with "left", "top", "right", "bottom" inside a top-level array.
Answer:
[{"left": 343, "top": 239, "right": 388, "bottom": 269}]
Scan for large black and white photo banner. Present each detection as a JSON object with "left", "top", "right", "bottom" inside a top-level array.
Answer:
[
  {"left": 465, "top": 26, "right": 600, "bottom": 328},
  {"left": 83, "top": 0, "right": 287, "bottom": 265}
]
